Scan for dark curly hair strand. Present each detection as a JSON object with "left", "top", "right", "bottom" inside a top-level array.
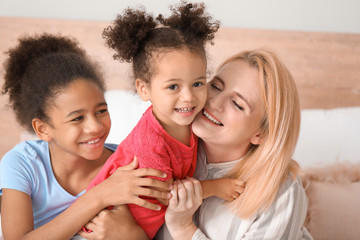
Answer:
[
  {"left": 2, "top": 33, "right": 105, "bottom": 132},
  {"left": 103, "top": 1, "right": 219, "bottom": 84}
]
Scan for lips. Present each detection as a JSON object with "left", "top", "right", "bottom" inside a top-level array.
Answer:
[{"left": 203, "top": 109, "right": 223, "bottom": 126}]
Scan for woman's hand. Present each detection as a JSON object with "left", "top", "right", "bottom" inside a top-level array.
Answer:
[
  {"left": 165, "top": 177, "right": 202, "bottom": 240},
  {"left": 78, "top": 205, "right": 148, "bottom": 240},
  {"left": 92, "top": 157, "right": 171, "bottom": 210}
]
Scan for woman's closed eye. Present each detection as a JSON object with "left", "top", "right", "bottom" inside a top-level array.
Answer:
[
  {"left": 233, "top": 100, "right": 244, "bottom": 111},
  {"left": 210, "top": 83, "right": 222, "bottom": 91}
]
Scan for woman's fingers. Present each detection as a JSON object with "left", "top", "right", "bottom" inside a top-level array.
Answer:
[
  {"left": 168, "top": 180, "right": 179, "bottom": 208},
  {"left": 192, "top": 178, "right": 203, "bottom": 199}
]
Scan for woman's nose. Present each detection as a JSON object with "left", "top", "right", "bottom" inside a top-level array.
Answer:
[{"left": 208, "top": 93, "right": 224, "bottom": 112}]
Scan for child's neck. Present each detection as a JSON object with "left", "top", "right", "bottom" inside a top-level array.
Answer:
[
  {"left": 47, "top": 142, "right": 110, "bottom": 195},
  {"left": 163, "top": 123, "right": 191, "bottom": 146}
]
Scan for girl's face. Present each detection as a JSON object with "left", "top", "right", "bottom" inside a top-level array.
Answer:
[
  {"left": 192, "top": 60, "right": 265, "bottom": 155},
  {"left": 137, "top": 49, "right": 207, "bottom": 130},
  {"left": 43, "top": 79, "right": 111, "bottom": 161}
]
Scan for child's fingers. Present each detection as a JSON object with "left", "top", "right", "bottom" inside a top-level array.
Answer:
[
  {"left": 120, "top": 156, "right": 139, "bottom": 170},
  {"left": 130, "top": 198, "right": 162, "bottom": 211},
  {"left": 81, "top": 221, "right": 96, "bottom": 234},
  {"left": 234, "top": 178, "right": 245, "bottom": 187},
  {"left": 136, "top": 177, "right": 170, "bottom": 191},
  {"left": 235, "top": 185, "right": 245, "bottom": 194},
  {"left": 129, "top": 186, "right": 171, "bottom": 201}
]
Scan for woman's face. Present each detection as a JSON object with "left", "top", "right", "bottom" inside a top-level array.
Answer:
[{"left": 192, "top": 60, "right": 265, "bottom": 154}]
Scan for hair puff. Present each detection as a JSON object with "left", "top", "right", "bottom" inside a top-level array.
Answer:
[
  {"left": 2, "top": 34, "right": 85, "bottom": 103},
  {"left": 157, "top": 1, "right": 219, "bottom": 46},
  {"left": 103, "top": 7, "right": 157, "bottom": 62}
]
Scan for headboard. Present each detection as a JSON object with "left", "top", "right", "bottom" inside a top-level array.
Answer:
[{"left": 1, "top": 17, "right": 360, "bottom": 160}]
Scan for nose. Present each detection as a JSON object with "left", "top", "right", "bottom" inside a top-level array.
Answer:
[
  {"left": 208, "top": 91, "right": 224, "bottom": 112},
  {"left": 180, "top": 87, "right": 196, "bottom": 102},
  {"left": 84, "top": 116, "right": 103, "bottom": 134}
]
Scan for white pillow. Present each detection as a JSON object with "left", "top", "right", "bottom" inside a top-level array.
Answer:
[
  {"left": 293, "top": 107, "right": 360, "bottom": 167},
  {"left": 105, "top": 89, "right": 150, "bottom": 144}
]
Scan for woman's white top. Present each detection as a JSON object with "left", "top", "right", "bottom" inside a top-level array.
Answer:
[{"left": 156, "top": 145, "right": 313, "bottom": 240}]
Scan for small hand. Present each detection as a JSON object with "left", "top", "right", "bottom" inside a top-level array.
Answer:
[
  {"left": 78, "top": 205, "right": 148, "bottom": 240},
  {"left": 213, "top": 177, "right": 245, "bottom": 201},
  {"left": 95, "top": 157, "right": 172, "bottom": 211}
]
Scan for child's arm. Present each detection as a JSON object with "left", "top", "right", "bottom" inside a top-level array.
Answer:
[
  {"left": 200, "top": 178, "right": 245, "bottom": 201},
  {"left": 78, "top": 205, "right": 149, "bottom": 240},
  {"left": 1, "top": 160, "right": 170, "bottom": 240}
]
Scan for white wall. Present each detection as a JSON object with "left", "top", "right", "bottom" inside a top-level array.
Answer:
[{"left": 1, "top": 0, "right": 360, "bottom": 34}]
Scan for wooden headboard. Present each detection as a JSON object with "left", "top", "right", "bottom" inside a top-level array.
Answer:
[{"left": 1, "top": 17, "right": 359, "bottom": 158}]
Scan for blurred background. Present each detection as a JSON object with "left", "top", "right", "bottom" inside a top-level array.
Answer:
[
  {"left": 0, "top": 0, "right": 359, "bottom": 163},
  {"left": 1, "top": 0, "right": 360, "bottom": 33}
]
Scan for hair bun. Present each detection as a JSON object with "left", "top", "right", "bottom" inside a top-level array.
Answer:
[
  {"left": 3, "top": 33, "right": 84, "bottom": 97},
  {"left": 9, "top": 33, "right": 84, "bottom": 76},
  {"left": 157, "top": 1, "right": 219, "bottom": 46},
  {"left": 103, "top": 7, "right": 157, "bottom": 62}
]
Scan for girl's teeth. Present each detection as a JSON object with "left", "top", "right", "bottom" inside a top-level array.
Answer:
[
  {"left": 176, "top": 107, "right": 193, "bottom": 113},
  {"left": 203, "top": 110, "right": 223, "bottom": 126},
  {"left": 87, "top": 139, "right": 100, "bottom": 144}
]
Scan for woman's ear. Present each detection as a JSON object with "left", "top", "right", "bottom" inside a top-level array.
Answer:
[
  {"left": 135, "top": 78, "right": 151, "bottom": 101},
  {"left": 32, "top": 118, "right": 52, "bottom": 142},
  {"left": 250, "top": 131, "right": 262, "bottom": 145}
]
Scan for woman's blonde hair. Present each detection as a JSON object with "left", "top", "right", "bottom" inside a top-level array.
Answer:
[{"left": 224, "top": 49, "right": 301, "bottom": 218}]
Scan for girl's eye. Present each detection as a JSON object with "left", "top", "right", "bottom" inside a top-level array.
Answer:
[
  {"left": 193, "top": 82, "right": 204, "bottom": 87},
  {"left": 233, "top": 100, "right": 244, "bottom": 111},
  {"left": 71, "top": 116, "right": 83, "bottom": 122},
  {"left": 96, "top": 109, "right": 108, "bottom": 115},
  {"left": 168, "top": 84, "right": 178, "bottom": 90}
]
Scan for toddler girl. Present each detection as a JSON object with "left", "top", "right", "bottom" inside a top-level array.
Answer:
[{"left": 85, "top": 2, "right": 243, "bottom": 239}]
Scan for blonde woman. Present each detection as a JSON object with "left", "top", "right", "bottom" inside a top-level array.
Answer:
[{"left": 156, "top": 49, "right": 313, "bottom": 240}]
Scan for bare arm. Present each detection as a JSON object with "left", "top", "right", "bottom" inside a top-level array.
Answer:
[
  {"left": 201, "top": 177, "right": 245, "bottom": 201},
  {"left": 1, "top": 159, "right": 171, "bottom": 240}
]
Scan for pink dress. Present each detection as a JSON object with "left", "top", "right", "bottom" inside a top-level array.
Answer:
[{"left": 87, "top": 106, "right": 197, "bottom": 238}]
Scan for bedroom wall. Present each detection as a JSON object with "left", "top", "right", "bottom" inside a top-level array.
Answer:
[
  {"left": 1, "top": 0, "right": 360, "bottom": 34},
  {"left": 0, "top": 1, "right": 359, "bottom": 163}
]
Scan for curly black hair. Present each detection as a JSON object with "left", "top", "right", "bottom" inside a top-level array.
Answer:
[
  {"left": 103, "top": 1, "right": 219, "bottom": 84},
  {"left": 2, "top": 33, "right": 105, "bottom": 132}
]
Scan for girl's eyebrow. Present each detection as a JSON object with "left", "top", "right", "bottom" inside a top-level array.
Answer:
[
  {"left": 164, "top": 76, "right": 207, "bottom": 83},
  {"left": 214, "top": 76, "right": 252, "bottom": 109},
  {"left": 65, "top": 102, "right": 107, "bottom": 118}
]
